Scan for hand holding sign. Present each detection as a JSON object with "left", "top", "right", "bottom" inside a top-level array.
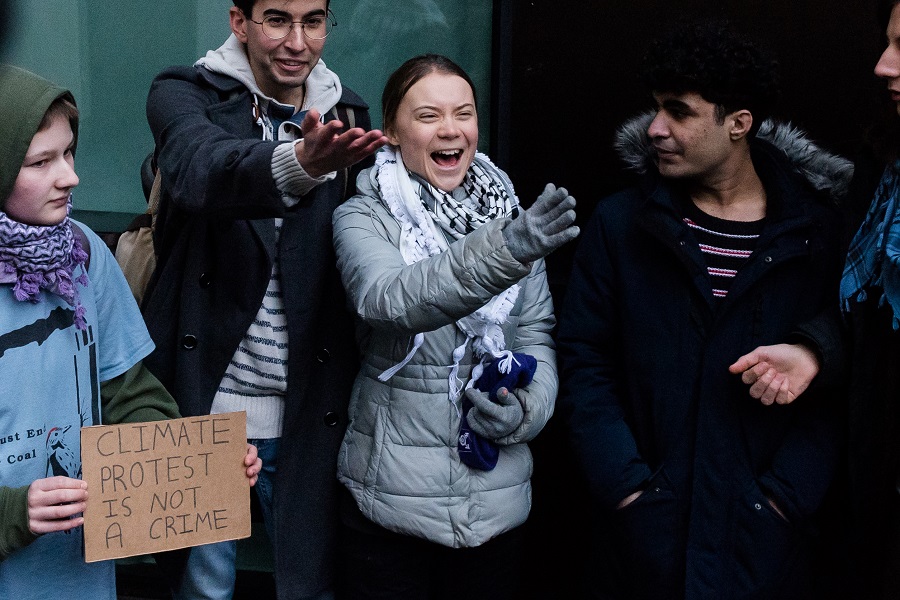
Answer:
[{"left": 244, "top": 442, "right": 262, "bottom": 487}]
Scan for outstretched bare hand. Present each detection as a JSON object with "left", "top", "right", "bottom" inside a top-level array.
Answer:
[{"left": 294, "top": 109, "right": 389, "bottom": 178}]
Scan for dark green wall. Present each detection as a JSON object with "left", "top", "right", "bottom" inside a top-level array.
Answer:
[{"left": 4, "top": 0, "right": 492, "bottom": 230}]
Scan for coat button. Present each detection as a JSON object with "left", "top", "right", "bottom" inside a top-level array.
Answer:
[
  {"left": 754, "top": 502, "right": 762, "bottom": 510},
  {"left": 764, "top": 256, "right": 773, "bottom": 263},
  {"left": 323, "top": 411, "right": 339, "bottom": 427},
  {"left": 199, "top": 273, "right": 211, "bottom": 288},
  {"left": 316, "top": 348, "right": 331, "bottom": 363},
  {"left": 181, "top": 334, "right": 198, "bottom": 350}
]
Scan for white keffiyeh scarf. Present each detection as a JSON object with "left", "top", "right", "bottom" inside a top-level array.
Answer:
[{"left": 374, "top": 146, "right": 521, "bottom": 403}]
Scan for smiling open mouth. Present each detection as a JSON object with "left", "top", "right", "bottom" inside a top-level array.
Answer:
[{"left": 432, "top": 149, "right": 462, "bottom": 167}]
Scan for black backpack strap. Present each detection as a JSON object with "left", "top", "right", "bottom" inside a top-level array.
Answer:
[
  {"left": 124, "top": 212, "right": 153, "bottom": 233},
  {"left": 337, "top": 104, "right": 357, "bottom": 129},
  {"left": 71, "top": 222, "right": 91, "bottom": 272},
  {"left": 327, "top": 104, "right": 359, "bottom": 133}
]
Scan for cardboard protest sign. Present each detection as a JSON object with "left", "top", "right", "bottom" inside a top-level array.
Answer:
[{"left": 80, "top": 411, "right": 250, "bottom": 562}]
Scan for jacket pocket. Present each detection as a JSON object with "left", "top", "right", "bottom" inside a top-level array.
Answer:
[
  {"left": 727, "top": 481, "right": 802, "bottom": 598},
  {"left": 612, "top": 468, "right": 682, "bottom": 597}
]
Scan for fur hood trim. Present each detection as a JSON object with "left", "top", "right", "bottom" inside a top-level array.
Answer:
[{"left": 614, "top": 110, "right": 854, "bottom": 202}]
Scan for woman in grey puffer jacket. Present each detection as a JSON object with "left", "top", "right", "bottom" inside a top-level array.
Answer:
[{"left": 332, "top": 54, "right": 579, "bottom": 599}]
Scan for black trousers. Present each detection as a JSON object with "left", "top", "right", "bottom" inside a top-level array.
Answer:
[{"left": 336, "top": 507, "right": 527, "bottom": 600}]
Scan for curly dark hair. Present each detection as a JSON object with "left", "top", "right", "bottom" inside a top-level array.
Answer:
[{"left": 640, "top": 19, "right": 781, "bottom": 135}]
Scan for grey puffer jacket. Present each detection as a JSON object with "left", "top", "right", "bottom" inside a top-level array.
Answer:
[{"left": 333, "top": 164, "right": 558, "bottom": 548}]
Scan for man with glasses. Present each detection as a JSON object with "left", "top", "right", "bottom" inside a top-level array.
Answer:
[{"left": 142, "top": 1, "right": 388, "bottom": 599}]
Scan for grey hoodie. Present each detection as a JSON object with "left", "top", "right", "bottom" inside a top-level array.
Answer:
[
  {"left": 196, "top": 33, "right": 342, "bottom": 135},
  {"left": 195, "top": 34, "right": 339, "bottom": 196}
]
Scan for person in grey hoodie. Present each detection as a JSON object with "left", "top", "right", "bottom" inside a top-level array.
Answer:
[{"left": 142, "top": 1, "right": 387, "bottom": 599}]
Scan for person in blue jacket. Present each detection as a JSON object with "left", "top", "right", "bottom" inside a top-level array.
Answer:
[
  {"left": 555, "top": 19, "right": 852, "bottom": 599},
  {"left": 0, "top": 63, "right": 261, "bottom": 600}
]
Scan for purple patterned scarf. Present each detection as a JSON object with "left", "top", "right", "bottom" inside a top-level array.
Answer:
[{"left": 0, "top": 197, "right": 90, "bottom": 329}]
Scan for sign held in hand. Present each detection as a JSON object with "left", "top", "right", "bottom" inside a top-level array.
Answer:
[{"left": 80, "top": 411, "right": 251, "bottom": 563}]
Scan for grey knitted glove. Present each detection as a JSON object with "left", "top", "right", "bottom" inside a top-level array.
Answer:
[
  {"left": 503, "top": 183, "right": 579, "bottom": 264},
  {"left": 465, "top": 387, "right": 524, "bottom": 440}
]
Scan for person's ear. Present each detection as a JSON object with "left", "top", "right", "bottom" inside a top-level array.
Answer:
[
  {"left": 230, "top": 6, "right": 249, "bottom": 43},
  {"left": 386, "top": 127, "right": 400, "bottom": 146},
  {"left": 729, "top": 110, "right": 753, "bottom": 141}
]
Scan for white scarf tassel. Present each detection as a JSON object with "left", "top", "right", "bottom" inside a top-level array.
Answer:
[
  {"left": 378, "top": 332, "right": 425, "bottom": 382},
  {"left": 463, "top": 348, "right": 517, "bottom": 393},
  {"left": 496, "top": 350, "right": 517, "bottom": 374},
  {"left": 448, "top": 336, "right": 471, "bottom": 403}
]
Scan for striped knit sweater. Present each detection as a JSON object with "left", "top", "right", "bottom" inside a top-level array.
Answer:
[
  {"left": 681, "top": 199, "right": 764, "bottom": 299},
  {"left": 207, "top": 96, "right": 336, "bottom": 439},
  {"left": 211, "top": 220, "right": 288, "bottom": 438}
]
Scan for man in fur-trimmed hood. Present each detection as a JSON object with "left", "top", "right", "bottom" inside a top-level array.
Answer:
[{"left": 556, "top": 19, "right": 851, "bottom": 600}]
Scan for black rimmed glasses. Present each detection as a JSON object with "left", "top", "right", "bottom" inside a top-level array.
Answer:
[{"left": 247, "top": 10, "right": 336, "bottom": 40}]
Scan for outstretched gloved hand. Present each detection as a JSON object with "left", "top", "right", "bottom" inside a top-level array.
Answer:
[
  {"left": 503, "top": 183, "right": 579, "bottom": 264},
  {"left": 464, "top": 387, "right": 524, "bottom": 440}
]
